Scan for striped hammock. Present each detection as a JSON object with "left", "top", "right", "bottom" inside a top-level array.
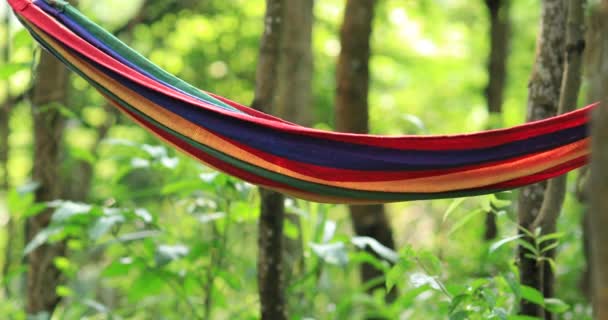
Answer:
[{"left": 8, "top": 0, "right": 592, "bottom": 204}]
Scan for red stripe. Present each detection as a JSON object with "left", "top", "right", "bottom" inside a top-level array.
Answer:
[
  {"left": 12, "top": 0, "right": 595, "bottom": 151},
  {"left": 207, "top": 126, "right": 586, "bottom": 181},
  {"left": 488, "top": 156, "right": 587, "bottom": 189},
  {"left": 106, "top": 98, "right": 305, "bottom": 194},
  {"left": 104, "top": 94, "right": 588, "bottom": 199},
  {"left": 205, "top": 92, "right": 296, "bottom": 125}
]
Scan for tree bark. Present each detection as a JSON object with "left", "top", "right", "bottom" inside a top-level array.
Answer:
[
  {"left": 580, "top": 0, "right": 608, "bottom": 300},
  {"left": 590, "top": 90, "right": 608, "bottom": 320},
  {"left": 251, "top": 1, "right": 287, "bottom": 319},
  {"left": 335, "top": 0, "right": 397, "bottom": 303},
  {"left": 484, "top": 0, "right": 510, "bottom": 240},
  {"left": 1, "top": 6, "right": 14, "bottom": 298},
  {"left": 274, "top": 0, "right": 314, "bottom": 299},
  {"left": 27, "top": 50, "right": 71, "bottom": 315},
  {"left": 529, "top": 2, "right": 585, "bottom": 318},
  {"left": 517, "top": 0, "right": 566, "bottom": 318},
  {"left": 531, "top": 0, "right": 585, "bottom": 233}
]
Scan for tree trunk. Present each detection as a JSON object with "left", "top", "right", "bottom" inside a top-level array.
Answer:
[
  {"left": 530, "top": 2, "right": 585, "bottom": 318},
  {"left": 484, "top": 0, "right": 510, "bottom": 240},
  {"left": 27, "top": 50, "right": 71, "bottom": 315},
  {"left": 251, "top": 1, "right": 287, "bottom": 319},
  {"left": 1, "top": 6, "right": 14, "bottom": 298},
  {"left": 274, "top": 0, "right": 314, "bottom": 298},
  {"left": 335, "top": 0, "right": 397, "bottom": 303},
  {"left": 580, "top": 0, "right": 608, "bottom": 300},
  {"left": 517, "top": 0, "right": 566, "bottom": 318},
  {"left": 590, "top": 93, "right": 608, "bottom": 320}
]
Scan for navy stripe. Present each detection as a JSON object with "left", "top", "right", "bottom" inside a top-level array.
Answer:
[
  {"left": 93, "top": 53, "right": 587, "bottom": 170},
  {"left": 33, "top": 2, "right": 589, "bottom": 171},
  {"left": 34, "top": 0, "right": 242, "bottom": 114}
]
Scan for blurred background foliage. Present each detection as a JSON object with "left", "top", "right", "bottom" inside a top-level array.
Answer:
[{"left": 0, "top": 0, "right": 593, "bottom": 319}]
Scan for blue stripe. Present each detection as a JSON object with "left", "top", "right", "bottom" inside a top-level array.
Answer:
[
  {"left": 32, "top": 2, "right": 589, "bottom": 171},
  {"left": 34, "top": 0, "right": 244, "bottom": 114}
]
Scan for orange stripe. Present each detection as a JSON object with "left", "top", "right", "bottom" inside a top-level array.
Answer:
[{"left": 31, "top": 25, "right": 589, "bottom": 193}]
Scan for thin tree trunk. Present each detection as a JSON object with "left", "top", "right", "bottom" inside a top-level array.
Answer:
[
  {"left": 580, "top": 0, "right": 608, "bottom": 300},
  {"left": 484, "top": 0, "right": 510, "bottom": 240},
  {"left": 530, "top": 2, "right": 585, "bottom": 318},
  {"left": 251, "top": 1, "right": 287, "bottom": 319},
  {"left": 1, "top": 6, "right": 14, "bottom": 298},
  {"left": 335, "top": 0, "right": 397, "bottom": 303},
  {"left": 517, "top": 0, "right": 566, "bottom": 318},
  {"left": 275, "top": 0, "right": 314, "bottom": 297},
  {"left": 27, "top": 50, "right": 71, "bottom": 315}
]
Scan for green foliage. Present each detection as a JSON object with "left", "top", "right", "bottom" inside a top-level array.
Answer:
[{"left": 0, "top": 0, "right": 593, "bottom": 319}]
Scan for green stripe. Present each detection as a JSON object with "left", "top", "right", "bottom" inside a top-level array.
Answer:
[
  {"left": 44, "top": 0, "right": 240, "bottom": 113},
  {"left": 25, "top": 20, "right": 504, "bottom": 203}
]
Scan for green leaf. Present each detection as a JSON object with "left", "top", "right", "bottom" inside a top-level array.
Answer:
[
  {"left": 442, "top": 198, "right": 466, "bottom": 222},
  {"left": 70, "top": 147, "right": 96, "bottom": 164},
  {"left": 386, "top": 263, "right": 404, "bottom": 292},
  {"left": 448, "top": 208, "right": 483, "bottom": 235},
  {"left": 56, "top": 285, "right": 72, "bottom": 297},
  {"left": 351, "top": 236, "right": 398, "bottom": 263},
  {"left": 141, "top": 144, "right": 167, "bottom": 158},
  {"left": 517, "top": 225, "right": 536, "bottom": 239},
  {"left": 23, "top": 226, "right": 64, "bottom": 255},
  {"left": 394, "top": 284, "right": 430, "bottom": 308},
  {"left": 155, "top": 244, "right": 190, "bottom": 267},
  {"left": 134, "top": 208, "right": 153, "bottom": 223},
  {"left": 129, "top": 271, "right": 165, "bottom": 301},
  {"left": 116, "top": 230, "right": 161, "bottom": 243},
  {"left": 50, "top": 201, "right": 92, "bottom": 223},
  {"left": 401, "top": 114, "right": 427, "bottom": 132},
  {"left": 197, "top": 212, "right": 226, "bottom": 224},
  {"left": 17, "top": 181, "right": 41, "bottom": 195},
  {"left": 537, "top": 232, "right": 564, "bottom": 244},
  {"left": 82, "top": 299, "right": 110, "bottom": 314},
  {"left": 490, "top": 193, "right": 512, "bottom": 209},
  {"left": 517, "top": 239, "right": 539, "bottom": 256},
  {"left": 540, "top": 241, "right": 560, "bottom": 254},
  {"left": 199, "top": 172, "right": 220, "bottom": 183},
  {"left": 508, "top": 316, "right": 542, "bottom": 320},
  {"left": 283, "top": 218, "right": 300, "bottom": 240},
  {"left": 0, "top": 63, "right": 29, "bottom": 80},
  {"left": 28, "top": 312, "right": 51, "bottom": 320},
  {"left": 490, "top": 234, "right": 523, "bottom": 253},
  {"left": 217, "top": 269, "right": 241, "bottom": 290},
  {"left": 321, "top": 220, "right": 337, "bottom": 243},
  {"left": 103, "top": 258, "right": 137, "bottom": 277},
  {"left": 449, "top": 294, "right": 468, "bottom": 314},
  {"left": 409, "top": 272, "right": 440, "bottom": 290},
  {"left": 544, "top": 298, "right": 569, "bottom": 314},
  {"left": 160, "top": 156, "right": 179, "bottom": 169},
  {"left": 89, "top": 214, "right": 125, "bottom": 240},
  {"left": 449, "top": 311, "right": 469, "bottom": 320},
  {"left": 503, "top": 273, "right": 520, "bottom": 298},
  {"left": 417, "top": 250, "right": 442, "bottom": 276},
  {"left": 12, "top": 29, "right": 33, "bottom": 49},
  {"left": 161, "top": 180, "right": 204, "bottom": 195},
  {"left": 520, "top": 285, "right": 544, "bottom": 306},
  {"left": 23, "top": 203, "right": 48, "bottom": 219},
  {"left": 310, "top": 242, "right": 348, "bottom": 266}
]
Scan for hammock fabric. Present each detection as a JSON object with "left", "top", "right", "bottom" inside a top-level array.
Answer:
[{"left": 7, "top": 0, "right": 593, "bottom": 204}]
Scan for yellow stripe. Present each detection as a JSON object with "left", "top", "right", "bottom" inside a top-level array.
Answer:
[{"left": 30, "top": 24, "right": 589, "bottom": 194}]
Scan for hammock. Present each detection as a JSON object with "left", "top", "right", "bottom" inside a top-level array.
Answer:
[{"left": 7, "top": 0, "right": 592, "bottom": 204}]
